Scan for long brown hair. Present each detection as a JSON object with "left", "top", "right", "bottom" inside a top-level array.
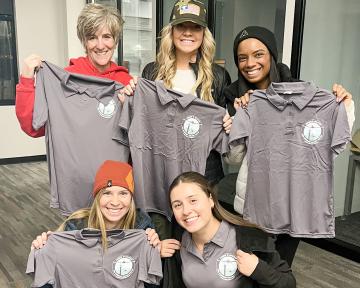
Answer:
[
  {"left": 57, "top": 189, "right": 136, "bottom": 250},
  {"left": 169, "top": 171, "right": 257, "bottom": 228}
]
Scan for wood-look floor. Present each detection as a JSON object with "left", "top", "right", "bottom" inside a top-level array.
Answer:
[{"left": 0, "top": 161, "right": 360, "bottom": 288}]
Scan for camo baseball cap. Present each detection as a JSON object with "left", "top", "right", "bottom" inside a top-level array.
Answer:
[{"left": 170, "top": 0, "right": 207, "bottom": 27}]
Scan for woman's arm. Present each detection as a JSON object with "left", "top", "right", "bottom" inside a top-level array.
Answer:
[
  {"left": 15, "top": 76, "right": 45, "bottom": 137},
  {"left": 15, "top": 55, "right": 45, "bottom": 137},
  {"left": 332, "top": 83, "right": 355, "bottom": 130},
  {"left": 247, "top": 250, "right": 296, "bottom": 288},
  {"left": 223, "top": 144, "right": 246, "bottom": 165}
]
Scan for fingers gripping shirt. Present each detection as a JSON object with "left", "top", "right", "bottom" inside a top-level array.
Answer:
[
  {"left": 115, "top": 78, "right": 229, "bottom": 220},
  {"left": 229, "top": 81, "right": 351, "bottom": 238},
  {"left": 26, "top": 229, "right": 162, "bottom": 287},
  {"left": 32, "top": 61, "right": 130, "bottom": 215}
]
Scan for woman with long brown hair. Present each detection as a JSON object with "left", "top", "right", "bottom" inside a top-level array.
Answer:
[{"left": 161, "top": 171, "right": 296, "bottom": 288}]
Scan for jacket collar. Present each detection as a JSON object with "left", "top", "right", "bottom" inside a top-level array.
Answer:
[
  {"left": 155, "top": 80, "right": 197, "bottom": 108},
  {"left": 266, "top": 81, "right": 317, "bottom": 111}
]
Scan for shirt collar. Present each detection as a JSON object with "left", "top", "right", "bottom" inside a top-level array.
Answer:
[
  {"left": 182, "top": 220, "right": 230, "bottom": 253},
  {"left": 210, "top": 220, "right": 230, "bottom": 248},
  {"left": 266, "top": 81, "right": 317, "bottom": 111},
  {"left": 155, "top": 80, "right": 197, "bottom": 108},
  {"left": 40, "top": 60, "right": 121, "bottom": 103},
  {"left": 74, "top": 228, "right": 125, "bottom": 248}
]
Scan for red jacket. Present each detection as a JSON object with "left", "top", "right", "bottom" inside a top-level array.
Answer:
[{"left": 15, "top": 56, "right": 132, "bottom": 137}]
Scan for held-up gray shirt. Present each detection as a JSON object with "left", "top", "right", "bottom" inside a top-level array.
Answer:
[
  {"left": 33, "top": 61, "right": 129, "bottom": 215},
  {"left": 229, "top": 82, "right": 351, "bottom": 238},
  {"left": 26, "top": 229, "right": 162, "bottom": 287},
  {"left": 117, "top": 78, "right": 229, "bottom": 220}
]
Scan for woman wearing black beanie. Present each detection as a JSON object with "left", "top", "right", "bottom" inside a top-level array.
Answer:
[
  {"left": 223, "top": 26, "right": 354, "bottom": 267},
  {"left": 224, "top": 26, "right": 353, "bottom": 116}
]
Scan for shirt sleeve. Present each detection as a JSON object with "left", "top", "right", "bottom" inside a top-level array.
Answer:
[
  {"left": 32, "top": 68, "right": 49, "bottom": 130},
  {"left": 26, "top": 238, "right": 57, "bottom": 287},
  {"left": 229, "top": 107, "right": 251, "bottom": 148},
  {"left": 331, "top": 101, "right": 351, "bottom": 155},
  {"left": 210, "top": 108, "right": 229, "bottom": 155},
  {"left": 138, "top": 237, "right": 163, "bottom": 285},
  {"left": 15, "top": 76, "right": 46, "bottom": 137},
  {"left": 114, "top": 95, "right": 134, "bottom": 146}
]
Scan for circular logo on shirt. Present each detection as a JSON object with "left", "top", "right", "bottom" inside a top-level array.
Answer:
[
  {"left": 182, "top": 115, "right": 202, "bottom": 138},
  {"left": 112, "top": 255, "right": 135, "bottom": 279},
  {"left": 97, "top": 99, "right": 116, "bottom": 119},
  {"left": 216, "top": 253, "right": 239, "bottom": 280},
  {"left": 302, "top": 120, "right": 323, "bottom": 144}
]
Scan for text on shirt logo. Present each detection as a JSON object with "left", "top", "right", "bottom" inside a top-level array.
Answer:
[
  {"left": 112, "top": 255, "right": 135, "bottom": 279},
  {"left": 216, "top": 253, "right": 239, "bottom": 280},
  {"left": 182, "top": 115, "right": 202, "bottom": 138},
  {"left": 302, "top": 120, "right": 323, "bottom": 144}
]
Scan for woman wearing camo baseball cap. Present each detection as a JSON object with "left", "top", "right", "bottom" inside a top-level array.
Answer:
[{"left": 122, "top": 1, "right": 232, "bottom": 241}]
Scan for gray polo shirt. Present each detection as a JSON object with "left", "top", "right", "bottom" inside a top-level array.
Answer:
[
  {"left": 229, "top": 82, "right": 351, "bottom": 238},
  {"left": 26, "top": 229, "right": 162, "bottom": 287},
  {"left": 116, "top": 78, "right": 229, "bottom": 220},
  {"left": 180, "top": 221, "right": 242, "bottom": 287},
  {"left": 33, "top": 61, "right": 129, "bottom": 215}
]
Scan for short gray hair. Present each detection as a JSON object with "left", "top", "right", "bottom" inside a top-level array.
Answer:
[{"left": 77, "top": 3, "right": 124, "bottom": 49}]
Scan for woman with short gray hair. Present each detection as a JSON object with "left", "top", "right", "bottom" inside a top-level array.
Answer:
[{"left": 15, "top": 3, "right": 132, "bottom": 138}]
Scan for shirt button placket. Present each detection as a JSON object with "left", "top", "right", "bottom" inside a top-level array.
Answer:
[
  {"left": 166, "top": 102, "right": 177, "bottom": 127},
  {"left": 285, "top": 102, "right": 294, "bottom": 136}
]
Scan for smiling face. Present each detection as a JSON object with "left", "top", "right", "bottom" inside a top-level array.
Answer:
[
  {"left": 86, "top": 25, "right": 116, "bottom": 73},
  {"left": 172, "top": 21, "right": 204, "bottom": 59},
  {"left": 170, "top": 182, "right": 217, "bottom": 236},
  {"left": 237, "top": 38, "right": 271, "bottom": 89},
  {"left": 99, "top": 186, "right": 132, "bottom": 229}
]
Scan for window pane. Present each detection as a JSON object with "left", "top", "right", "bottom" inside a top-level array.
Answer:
[
  {"left": 0, "top": 20, "right": 15, "bottom": 101},
  {"left": 122, "top": 0, "right": 156, "bottom": 76}
]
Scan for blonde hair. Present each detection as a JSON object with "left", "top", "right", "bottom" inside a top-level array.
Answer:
[
  {"left": 77, "top": 3, "right": 124, "bottom": 50},
  {"left": 155, "top": 24, "right": 215, "bottom": 102},
  {"left": 57, "top": 189, "right": 136, "bottom": 250}
]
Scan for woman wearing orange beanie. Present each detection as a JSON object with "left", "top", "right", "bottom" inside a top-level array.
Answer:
[{"left": 31, "top": 160, "right": 160, "bottom": 250}]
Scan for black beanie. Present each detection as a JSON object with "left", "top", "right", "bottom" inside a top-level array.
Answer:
[{"left": 233, "top": 26, "right": 278, "bottom": 66}]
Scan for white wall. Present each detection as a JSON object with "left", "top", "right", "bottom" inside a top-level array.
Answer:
[
  {"left": 66, "top": 0, "right": 86, "bottom": 59},
  {"left": 0, "top": 0, "right": 85, "bottom": 159},
  {"left": 300, "top": 0, "right": 360, "bottom": 216}
]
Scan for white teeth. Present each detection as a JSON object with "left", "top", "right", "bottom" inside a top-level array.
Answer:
[
  {"left": 185, "top": 216, "right": 198, "bottom": 223},
  {"left": 108, "top": 208, "right": 121, "bottom": 213},
  {"left": 247, "top": 68, "right": 260, "bottom": 75}
]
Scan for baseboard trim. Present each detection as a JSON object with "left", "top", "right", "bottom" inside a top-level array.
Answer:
[
  {"left": 303, "top": 238, "right": 360, "bottom": 263},
  {"left": 0, "top": 155, "right": 46, "bottom": 165}
]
